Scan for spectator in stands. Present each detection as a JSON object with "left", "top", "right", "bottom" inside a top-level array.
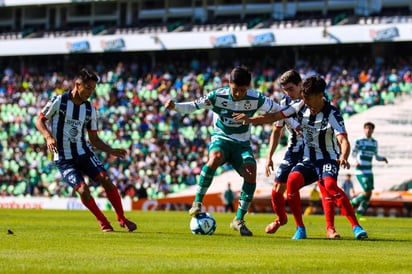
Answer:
[
  {"left": 34, "top": 68, "right": 137, "bottom": 232},
  {"left": 222, "top": 182, "right": 235, "bottom": 213},
  {"left": 341, "top": 173, "right": 355, "bottom": 199},
  {"left": 351, "top": 122, "right": 388, "bottom": 218},
  {"left": 0, "top": 50, "right": 410, "bottom": 200}
]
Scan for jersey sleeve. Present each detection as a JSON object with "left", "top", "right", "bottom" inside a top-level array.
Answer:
[
  {"left": 174, "top": 92, "right": 214, "bottom": 113},
  {"left": 257, "top": 96, "right": 281, "bottom": 113},
  {"left": 330, "top": 108, "right": 347, "bottom": 135},
  {"left": 374, "top": 140, "right": 386, "bottom": 161},
  {"left": 285, "top": 117, "right": 300, "bottom": 130},
  {"left": 275, "top": 119, "right": 285, "bottom": 128},
  {"left": 280, "top": 100, "right": 303, "bottom": 117},
  {"left": 40, "top": 95, "right": 60, "bottom": 120},
  {"left": 87, "top": 105, "right": 98, "bottom": 132}
]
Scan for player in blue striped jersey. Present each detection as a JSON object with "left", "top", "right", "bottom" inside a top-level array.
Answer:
[
  {"left": 351, "top": 122, "right": 388, "bottom": 217},
  {"left": 165, "top": 66, "right": 290, "bottom": 236},
  {"left": 263, "top": 70, "right": 341, "bottom": 239},
  {"left": 35, "top": 68, "right": 136, "bottom": 232},
  {"left": 264, "top": 70, "right": 305, "bottom": 234},
  {"left": 236, "top": 75, "right": 368, "bottom": 240}
]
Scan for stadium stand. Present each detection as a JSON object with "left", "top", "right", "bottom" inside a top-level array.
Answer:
[{"left": 0, "top": 1, "right": 411, "bottom": 210}]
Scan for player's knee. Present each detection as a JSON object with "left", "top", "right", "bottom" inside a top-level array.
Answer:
[
  {"left": 207, "top": 151, "right": 224, "bottom": 168},
  {"left": 99, "top": 176, "right": 114, "bottom": 190},
  {"left": 287, "top": 171, "right": 304, "bottom": 193},
  {"left": 75, "top": 182, "right": 90, "bottom": 197},
  {"left": 275, "top": 182, "right": 286, "bottom": 193},
  {"left": 323, "top": 177, "right": 341, "bottom": 195},
  {"left": 242, "top": 163, "right": 256, "bottom": 182}
]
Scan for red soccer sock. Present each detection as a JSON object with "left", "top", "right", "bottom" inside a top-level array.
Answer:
[
  {"left": 81, "top": 197, "right": 108, "bottom": 223},
  {"left": 322, "top": 196, "right": 335, "bottom": 229},
  {"left": 318, "top": 181, "right": 335, "bottom": 229},
  {"left": 286, "top": 172, "right": 305, "bottom": 228},
  {"left": 271, "top": 189, "right": 287, "bottom": 224},
  {"left": 106, "top": 186, "right": 125, "bottom": 222},
  {"left": 323, "top": 177, "right": 359, "bottom": 228}
]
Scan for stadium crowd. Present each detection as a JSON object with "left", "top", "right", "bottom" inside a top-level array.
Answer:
[{"left": 0, "top": 50, "right": 411, "bottom": 200}]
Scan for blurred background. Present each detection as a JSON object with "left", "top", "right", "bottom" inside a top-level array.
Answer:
[{"left": 0, "top": 0, "right": 411, "bottom": 216}]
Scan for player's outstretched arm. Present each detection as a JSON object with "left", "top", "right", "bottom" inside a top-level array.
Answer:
[
  {"left": 165, "top": 97, "right": 211, "bottom": 114},
  {"left": 265, "top": 126, "right": 283, "bottom": 177},
  {"left": 165, "top": 99, "right": 175, "bottom": 110},
  {"left": 232, "top": 111, "right": 284, "bottom": 125},
  {"left": 376, "top": 154, "right": 389, "bottom": 164},
  {"left": 88, "top": 131, "right": 127, "bottom": 158}
]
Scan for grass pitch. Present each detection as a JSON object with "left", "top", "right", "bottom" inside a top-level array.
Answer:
[{"left": 1, "top": 209, "right": 411, "bottom": 273}]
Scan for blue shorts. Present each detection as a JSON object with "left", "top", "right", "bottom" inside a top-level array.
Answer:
[
  {"left": 55, "top": 153, "right": 106, "bottom": 189},
  {"left": 291, "top": 159, "right": 340, "bottom": 186},
  {"left": 275, "top": 150, "right": 303, "bottom": 183}
]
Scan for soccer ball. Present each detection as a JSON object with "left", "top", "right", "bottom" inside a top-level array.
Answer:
[{"left": 190, "top": 212, "right": 217, "bottom": 235}]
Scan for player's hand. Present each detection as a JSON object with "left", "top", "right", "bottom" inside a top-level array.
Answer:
[
  {"left": 265, "top": 158, "right": 274, "bottom": 177},
  {"left": 45, "top": 135, "right": 57, "bottom": 153},
  {"left": 232, "top": 113, "right": 250, "bottom": 125},
  {"left": 110, "top": 148, "right": 127, "bottom": 158},
  {"left": 295, "top": 125, "right": 302, "bottom": 135},
  {"left": 165, "top": 100, "right": 175, "bottom": 110},
  {"left": 337, "top": 158, "right": 350, "bottom": 169}
]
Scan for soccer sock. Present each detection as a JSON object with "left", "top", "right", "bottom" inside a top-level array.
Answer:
[
  {"left": 318, "top": 181, "right": 335, "bottom": 229},
  {"left": 357, "top": 199, "right": 370, "bottom": 215},
  {"left": 286, "top": 172, "right": 305, "bottom": 228},
  {"left": 271, "top": 188, "right": 287, "bottom": 224},
  {"left": 351, "top": 193, "right": 366, "bottom": 207},
  {"left": 194, "top": 165, "right": 215, "bottom": 203},
  {"left": 105, "top": 186, "right": 125, "bottom": 221},
  {"left": 81, "top": 196, "right": 108, "bottom": 223},
  {"left": 323, "top": 177, "right": 360, "bottom": 228},
  {"left": 236, "top": 181, "right": 256, "bottom": 220}
]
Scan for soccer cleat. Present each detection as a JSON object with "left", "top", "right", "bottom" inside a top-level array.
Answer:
[
  {"left": 99, "top": 221, "right": 114, "bottom": 232},
  {"left": 189, "top": 202, "right": 203, "bottom": 217},
  {"left": 265, "top": 219, "right": 286, "bottom": 234},
  {"left": 353, "top": 225, "right": 368, "bottom": 240},
  {"left": 230, "top": 218, "right": 253, "bottom": 236},
  {"left": 119, "top": 218, "right": 137, "bottom": 232},
  {"left": 292, "top": 226, "right": 307, "bottom": 240},
  {"left": 326, "top": 227, "right": 341, "bottom": 239}
]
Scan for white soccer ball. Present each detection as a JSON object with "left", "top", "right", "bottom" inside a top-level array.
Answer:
[{"left": 190, "top": 212, "right": 217, "bottom": 235}]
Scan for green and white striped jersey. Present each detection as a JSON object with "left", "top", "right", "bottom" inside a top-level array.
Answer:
[
  {"left": 352, "top": 137, "right": 386, "bottom": 175},
  {"left": 174, "top": 86, "right": 281, "bottom": 144}
]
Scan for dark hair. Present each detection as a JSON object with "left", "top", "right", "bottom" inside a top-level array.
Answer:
[
  {"left": 301, "top": 75, "right": 326, "bottom": 96},
  {"left": 229, "top": 66, "right": 251, "bottom": 86},
  {"left": 278, "top": 70, "right": 301, "bottom": 86},
  {"left": 77, "top": 68, "right": 99, "bottom": 83},
  {"left": 364, "top": 121, "right": 375, "bottom": 129}
]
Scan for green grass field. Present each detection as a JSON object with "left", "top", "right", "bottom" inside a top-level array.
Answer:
[{"left": 1, "top": 209, "right": 411, "bottom": 273}]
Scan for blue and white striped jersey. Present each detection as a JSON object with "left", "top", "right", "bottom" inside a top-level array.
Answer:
[
  {"left": 275, "top": 96, "right": 304, "bottom": 153},
  {"left": 40, "top": 92, "right": 97, "bottom": 161},
  {"left": 299, "top": 100, "right": 347, "bottom": 161},
  {"left": 175, "top": 86, "right": 280, "bottom": 144}
]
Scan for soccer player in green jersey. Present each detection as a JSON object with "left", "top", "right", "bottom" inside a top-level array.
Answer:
[
  {"left": 165, "top": 66, "right": 286, "bottom": 236},
  {"left": 351, "top": 122, "right": 388, "bottom": 217}
]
